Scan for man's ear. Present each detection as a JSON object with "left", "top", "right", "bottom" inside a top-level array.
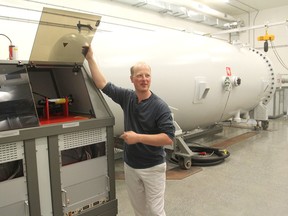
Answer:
[{"left": 130, "top": 76, "right": 134, "bottom": 83}]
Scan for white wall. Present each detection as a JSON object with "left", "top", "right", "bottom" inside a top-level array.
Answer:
[
  {"left": 237, "top": 5, "right": 288, "bottom": 76},
  {"left": 0, "top": 0, "right": 224, "bottom": 60}
]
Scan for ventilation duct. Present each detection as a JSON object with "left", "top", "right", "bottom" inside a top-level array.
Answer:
[{"left": 112, "top": 0, "right": 238, "bottom": 29}]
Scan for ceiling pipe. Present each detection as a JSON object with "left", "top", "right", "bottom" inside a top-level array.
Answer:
[
  {"left": 205, "top": 19, "right": 288, "bottom": 36},
  {"left": 112, "top": 0, "right": 238, "bottom": 29}
]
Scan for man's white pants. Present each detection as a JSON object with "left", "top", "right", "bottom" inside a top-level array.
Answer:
[{"left": 124, "top": 162, "right": 167, "bottom": 216}]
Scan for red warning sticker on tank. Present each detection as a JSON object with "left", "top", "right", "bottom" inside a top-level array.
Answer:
[{"left": 226, "top": 67, "right": 232, "bottom": 76}]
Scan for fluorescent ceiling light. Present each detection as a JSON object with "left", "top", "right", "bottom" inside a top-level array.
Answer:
[{"left": 206, "top": 0, "right": 229, "bottom": 3}]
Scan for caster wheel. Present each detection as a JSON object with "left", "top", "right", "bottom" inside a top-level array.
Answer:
[
  {"left": 261, "top": 120, "right": 269, "bottom": 130},
  {"left": 178, "top": 157, "right": 192, "bottom": 170}
]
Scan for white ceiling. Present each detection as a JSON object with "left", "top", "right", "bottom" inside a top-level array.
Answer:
[
  {"left": 114, "top": 0, "right": 287, "bottom": 28},
  {"left": 193, "top": 0, "right": 288, "bottom": 16}
]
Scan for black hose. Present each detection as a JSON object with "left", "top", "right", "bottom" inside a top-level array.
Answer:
[
  {"left": 169, "top": 144, "right": 230, "bottom": 167},
  {"left": 0, "top": 34, "right": 12, "bottom": 44},
  {"left": 191, "top": 145, "right": 230, "bottom": 166},
  {"left": 192, "top": 159, "right": 225, "bottom": 166}
]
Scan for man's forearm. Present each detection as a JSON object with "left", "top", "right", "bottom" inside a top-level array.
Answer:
[
  {"left": 120, "top": 131, "right": 173, "bottom": 146},
  {"left": 87, "top": 58, "right": 107, "bottom": 89}
]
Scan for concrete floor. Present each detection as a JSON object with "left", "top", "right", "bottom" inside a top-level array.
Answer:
[{"left": 115, "top": 116, "right": 288, "bottom": 216}]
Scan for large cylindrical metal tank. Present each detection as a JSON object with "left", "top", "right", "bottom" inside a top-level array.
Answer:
[{"left": 88, "top": 30, "right": 276, "bottom": 135}]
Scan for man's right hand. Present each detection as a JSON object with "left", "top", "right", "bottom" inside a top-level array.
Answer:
[{"left": 82, "top": 45, "right": 89, "bottom": 57}]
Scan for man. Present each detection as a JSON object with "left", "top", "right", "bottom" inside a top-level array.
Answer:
[{"left": 84, "top": 45, "right": 175, "bottom": 216}]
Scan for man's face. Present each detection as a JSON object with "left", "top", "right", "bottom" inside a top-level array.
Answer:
[{"left": 130, "top": 65, "right": 151, "bottom": 93}]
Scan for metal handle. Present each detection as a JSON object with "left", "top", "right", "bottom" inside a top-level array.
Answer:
[
  {"left": 24, "top": 200, "right": 29, "bottom": 216},
  {"left": 61, "top": 189, "right": 68, "bottom": 207}
]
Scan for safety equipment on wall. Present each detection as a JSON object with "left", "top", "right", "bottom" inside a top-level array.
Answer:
[{"left": 0, "top": 34, "right": 18, "bottom": 60}]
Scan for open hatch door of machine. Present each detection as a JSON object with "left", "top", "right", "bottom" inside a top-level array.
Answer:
[{"left": 29, "top": 7, "right": 100, "bottom": 65}]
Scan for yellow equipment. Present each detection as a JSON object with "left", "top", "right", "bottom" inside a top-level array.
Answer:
[
  {"left": 257, "top": 29, "right": 275, "bottom": 52},
  {"left": 257, "top": 29, "right": 275, "bottom": 41}
]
